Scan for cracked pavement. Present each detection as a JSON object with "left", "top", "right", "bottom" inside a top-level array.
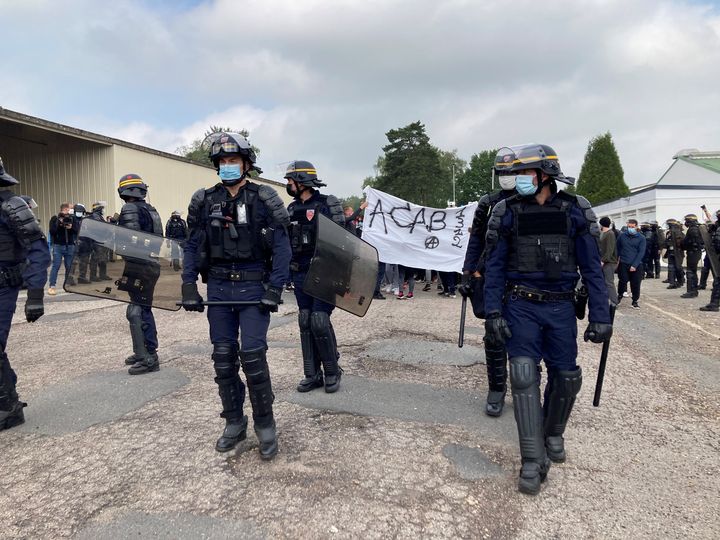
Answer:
[{"left": 1, "top": 277, "right": 719, "bottom": 539}]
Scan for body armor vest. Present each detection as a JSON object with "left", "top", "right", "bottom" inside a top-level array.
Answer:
[
  {"left": 205, "top": 184, "right": 266, "bottom": 264},
  {"left": 288, "top": 197, "right": 327, "bottom": 258},
  {"left": 0, "top": 191, "right": 27, "bottom": 265},
  {"left": 685, "top": 225, "right": 703, "bottom": 252},
  {"left": 140, "top": 202, "right": 163, "bottom": 235},
  {"left": 642, "top": 229, "right": 655, "bottom": 248},
  {"left": 166, "top": 218, "right": 186, "bottom": 239},
  {"left": 507, "top": 197, "right": 576, "bottom": 279}
]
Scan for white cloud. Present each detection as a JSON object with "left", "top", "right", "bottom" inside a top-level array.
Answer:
[{"left": 2, "top": 0, "right": 720, "bottom": 197}]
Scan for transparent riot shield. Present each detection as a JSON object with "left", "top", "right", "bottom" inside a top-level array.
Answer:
[
  {"left": 303, "top": 214, "right": 379, "bottom": 317},
  {"left": 699, "top": 224, "right": 720, "bottom": 276},
  {"left": 64, "top": 219, "right": 183, "bottom": 311}
]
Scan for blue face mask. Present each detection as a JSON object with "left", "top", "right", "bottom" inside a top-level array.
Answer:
[
  {"left": 515, "top": 175, "right": 537, "bottom": 196},
  {"left": 219, "top": 163, "right": 243, "bottom": 184},
  {"left": 627, "top": 227, "right": 637, "bottom": 235}
]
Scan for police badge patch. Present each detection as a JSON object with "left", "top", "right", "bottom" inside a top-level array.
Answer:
[{"left": 306, "top": 209, "right": 315, "bottom": 221}]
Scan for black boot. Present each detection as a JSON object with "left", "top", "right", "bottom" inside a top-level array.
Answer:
[
  {"left": 543, "top": 368, "right": 583, "bottom": 463},
  {"left": 213, "top": 344, "right": 248, "bottom": 452},
  {"left": 484, "top": 341, "right": 507, "bottom": 417},
  {"left": 681, "top": 273, "right": 698, "bottom": 298},
  {"left": 311, "top": 312, "right": 342, "bottom": 393},
  {"left": 128, "top": 352, "right": 159, "bottom": 375},
  {"left": 240, "top": 348, "right": 278, "bottom": 460},
  {"left": 509, "top": 356, "right": 550, "bottom": 495},
  {"left": 699, "top": 268, "right": 710, "bottom": 290},
  {"left": 700, "top": 281, "right": 720, "bottom": 312},
  {"left": 0, "top": 354, "right": 26, "bottom": 431},
  {"left": 296, "top": 310, "right": 323, "bottom": 392}
]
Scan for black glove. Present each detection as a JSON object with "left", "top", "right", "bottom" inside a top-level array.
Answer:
[
  {"left": 484, "top": 311, "right": 512, "bottom": 347},
  {"left": 583, "top": 322, "right": 613, "bottom": 343},
  {"left": 25, "top": 288, "right": 44, "bottom": 322},
  {"left": 181, "top": 282, "right": 205, "bottom": 312},
  {"left": 260, "top": 285, "right": 282, "bottom": 313},
  {"left": 458, "top": 273, "right": 476, "bottom": 298}
]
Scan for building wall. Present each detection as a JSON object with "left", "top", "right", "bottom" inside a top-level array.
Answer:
[
  {"left": 111, "top": 145, "right": 292, "bottom": 223},
  {"left": 0, "top": 127, "right": 114, "bottom": 228}
]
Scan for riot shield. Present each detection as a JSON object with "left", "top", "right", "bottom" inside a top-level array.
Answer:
[
  {"left": 65, "top": 219, "right": 183, "bottom": 311},
  {"left": 303, "top": 214, "right": 379, "bottom": 317},
  {"left": 699, "top": 224, "right": 720, "bottom": 276}
]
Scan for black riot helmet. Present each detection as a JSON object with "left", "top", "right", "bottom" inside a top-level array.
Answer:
[
  {"left": 284, "top": 160, "right": 326, "bottom": 188},
  {"left": 0, "top": 156, "right": 19, "bottom": 187},
  {"left": 203, "top": 131, "right": 261, "bottom": 172},
  {"left": 684, "top": 213, "right": 698, "bottom": 227},
  {"left": 73, "top": 203, "right": 87, "bottom": 218},
  {"left": 117, "top": 173, "right": 148, "bottom": 201},
  {"left": 493, "top": 144, "right": 574, "bottom": 186}
]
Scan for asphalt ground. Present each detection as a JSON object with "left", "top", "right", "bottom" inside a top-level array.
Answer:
[{"left": 1, "top": 275, "right": 718, "bottom": 539}]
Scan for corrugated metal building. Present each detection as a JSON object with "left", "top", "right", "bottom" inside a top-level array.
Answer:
[
  {"left": 592, "top": 149, "right": 720, "bottom": 225},
  {"left": 0, "top": 107, "right": 291, "bottom": 228}
]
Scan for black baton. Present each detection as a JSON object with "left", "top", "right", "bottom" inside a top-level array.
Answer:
[
  {"left": 593, "top": 304, "right": 616, "bottom": 407},
  {"left": 176, "top": 301, "right": 262, "bottom": 307},
  {"left": 458, "top": 295, "right": 467, "bottom": 348}
]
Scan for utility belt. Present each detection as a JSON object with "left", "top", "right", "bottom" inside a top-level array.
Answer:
[
  {"left": 209, "top": 267, "right": 265, "bottom": 282},
  {"left": 0, "top": 264, "right": 25, "bottom": 289},
  {"left": 506, "top": 284, "right": 575, "bottom": 303}
]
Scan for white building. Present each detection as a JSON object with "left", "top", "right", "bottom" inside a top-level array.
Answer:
[{"left": 593, "top": 149, "right": 720, "bottom": 225}]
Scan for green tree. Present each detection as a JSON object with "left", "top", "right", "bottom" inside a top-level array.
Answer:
[
  {"left": 340, "top": 194, "right": 363, "bottom": 210},
  {"left": 176, "top": 125, "right": 258, "bottom": 167},
  {"left": 455, "top": 149, "right": 497, "bottom": 205},
  {"left": 373, "top": 121, "right": 445, "bottom": 206},
  {"left": 576, "top": 132, "right": 629, "bottom": 205}
]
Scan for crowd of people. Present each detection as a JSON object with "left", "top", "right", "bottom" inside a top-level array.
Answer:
[{"left": 598, "top": 211, "right": 719, "bottom": 311}]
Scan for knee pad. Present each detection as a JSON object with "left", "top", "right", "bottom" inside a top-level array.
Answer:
[
  {"left": 126, "top": 304, "right": 142, "bottom": 323},
  {"left": 298, "top": 309, "right": 311, "bottom": 331},
  {"left": 310, "top": 311, "right": 332, "bottom": 339},
  {"left": 212, "top": 343, "right": 238, "bottom": 380},
  {"left": 239, "top": 347, "right": 270, "bottom": 386},
  {"left": 509, "top": 356, "right": 538, "bottom": 390}
]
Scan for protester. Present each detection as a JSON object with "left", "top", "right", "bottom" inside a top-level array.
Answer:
[
  {"left": 599, "top": 217, "right": 619, "bottom": 306},
  {"left": 47, "top": 202, "right": 79, "bottom": 295},
  {"left": 616, "top": 218, "right": 646, "bottom": 309}
]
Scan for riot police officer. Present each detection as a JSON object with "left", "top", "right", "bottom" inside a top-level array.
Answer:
[
  {"left": 165, "top": 210, "right": 188, "bottom": 271},
  {"left": 650, "top": 221, "right": 663, "bottom": 279},
  {"left": 181, "top": 132, "right": 291, "bottom": 461},
  {"left": 0, "top": 157, "right": 50, "bottom": 431},
  {"left": 640, "top": 222, "right": 657, "bottom": 278},
  {"left": 681, "top": 214, "right": 703, "bottom": 298},
  {"left": 285, "top": 161, "right": 346, "bottom": 394},
  {"left": 117, "top": 175, "right": 164, "bottom": 375},
  {"left": 665, "top": 219, "right": 685, "bottom": 289},
  {"left": 699, "top": 210, "right": 720, "bottom": 290},
  {"left": 483, "top": 144, "right": 612, "bottom": 495},
  {"left": 459, "top": 171, "right": 516, "bottom": 417},
  {"left": 700, "top": 218, "right": 720, "bottom": 311}
]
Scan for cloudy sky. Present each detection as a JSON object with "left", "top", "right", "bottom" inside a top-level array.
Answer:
[{"left": 2, "top": 0, "right": 719, "bottom": 197}]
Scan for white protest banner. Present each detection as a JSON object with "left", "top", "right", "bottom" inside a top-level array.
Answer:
[{"left": 361, "top": 187, "right": 477, "bottom": 272}]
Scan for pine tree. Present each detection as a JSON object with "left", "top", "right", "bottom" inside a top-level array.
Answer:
[{"left": 576, "top": 132, "right": 630, "bottom": 205}]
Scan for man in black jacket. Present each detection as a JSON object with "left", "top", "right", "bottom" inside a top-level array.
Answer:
[{"left": 48, "top": 202, "right": 79, "bottom": 295}]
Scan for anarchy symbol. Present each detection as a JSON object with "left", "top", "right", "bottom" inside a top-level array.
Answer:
[{"left": 425, "top": 236, "right": 440, "bottom": 249}]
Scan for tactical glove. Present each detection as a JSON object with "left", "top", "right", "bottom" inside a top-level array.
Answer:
[
  {"left": 260, "top": 285, "right": 282, "bottom": 313},
  {"left": 25, "top": 288, "right": 44, "bottom": 323},
  {"left": 458, "top": 273, "right": 476, "bottom": 299},
  {"left": 484, "top": 311, "right": 512, "bottom": 347},
  {"left": 583, "top": 322, "right": 613, "bottom": 343},
  {"left": 181, "top": 282, "right": 205, "bottom": 312}
]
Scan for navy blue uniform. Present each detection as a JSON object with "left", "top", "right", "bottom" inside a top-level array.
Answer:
[
  {"left": 182, "top": 180, "right": 290, "bottom": 456},
  {"left": 287, "top": 190, "right": 346, "bottom": 392},
  {"left": 462, "top": 189, "right": 515, "bottom": 417},
  {"left": 0, "top": 189, "right": 50, "bottom": 428},
  {"left": 484, "top": 190, "right": 610, "bottom": 493},
  {"left": 119, "top": 201, "right": 163, "bottom": 358}
]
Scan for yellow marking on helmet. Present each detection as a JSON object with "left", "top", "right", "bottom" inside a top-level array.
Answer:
[
  {"left": 292, "top": 168, "right": 316, "bottom": 173},
  {"left": 119, "top": 179, "right": 144, "bottom": 187}
]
